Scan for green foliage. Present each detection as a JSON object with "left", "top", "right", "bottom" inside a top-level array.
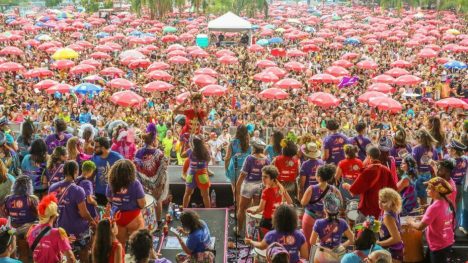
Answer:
[
  {"left": 0, "top": 0, "right": 26, "bottom": 4},
  {"left": 45, "top": 0, "right": 62, "bottom": 7},
  {"left": 80, "top": 0, "right": 99, "bottom": 13}
]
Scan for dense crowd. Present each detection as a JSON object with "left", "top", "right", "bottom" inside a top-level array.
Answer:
[{"left": 0, "top": 1, "right": 466, "bottom": 263}]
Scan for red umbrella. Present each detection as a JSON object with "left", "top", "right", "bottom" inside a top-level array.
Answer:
[
  {"left": 391, "top": 60, "right": 412, "bottom": 68},
  {"left": 309, "top": 73, "right": 339, "bottom": 84},
  {"left": 146, "top": 70, "right": 172, "bottom": 81},
  {"left": 34, "top": 79, "right": 58, "bottom": 90},
  {"left": 367, "top": 83, "right": 394, "bottom": 93},
  {"left": 128, "top": 59, "right": 151, "bottom": 69},
  {"left": 216, "top": 49, "right": 235, "bottom": 57},
  {"left": 274, "top": 78, "right": 302, "bottom": 89},
  {"left": 368, "top": 97, "right": 403, "bottom": 112},
  {"left": 110, "top": 90, "right": 145, "bottom": 107},
  {"left": 0, "top": 46, "right": 23, "bottom": 56},
  {"left": 0, "top": 62, "right": 25, "bottom": 72},
  {"left": 189, "top": 49, "right": 209, "bottom": 58},
  {"left": 342, "top": 52, "right": 360, "bottom": 60},
  {"left": 248, "top": 44, "right": 265, "bottom": 53},
  {"left": 200, "top": 85, "right": 227, "bottom": 96},
  {"left": 100, "top": 67, "right": 124, "bottom": 77},
  {"left": 108, "top": 78, "right": 135, "bottom": 89},
  {"left": 69, "top": 64, "right": 96, "bottom": 75},
  {"left": 254, "top": 72, "right": 280, "bottom": 83},
  {"left": 385, "top": 68, "right": 410, "bottom": 77},
  {"left": 307, "top": 92, "right": 340, "bottom": 107},
  {"left": 262, "top": 67, "right": 287, "bottom": 78},
  {"left": 161, "top": 35, "right": 179, "bottom": 43},
  {"left": 356, "top": 60, "right": 378, "bottom": 70},
  {"left": 147, "top": 62, "right": 170, "bottom": 72},
  {"left": 80, "top": 59, "right": 102, "bottom": 68},
  {"left": 302, "top": 44, "right": 321, "bottom": 53},
  {"left": 51, "top": 60, "right": 75, "bottom": 70},
  {"left": 435, "top": 98, "right": 468, "bottom": 109},
  {"left": 325, "top": 66, "right": 350, "bottom": 77},
  {"left": 46, "top": 83, "right": 72, "bottom": 94},
  {"left": 168, "top": 56, "right": 190, "bottom": 64},
  {"left": 284, "top": 61, "right": 306, "bottom": 72},
  {"left": 25, "top": 68, "right": 53, "bottom": 78},
  {"left": 168, "top": 50, "right": 187, "bottom": 57},
  {"left": 271, "top": 48, "right": 286, "bottom": 57},
  {"left": 218, "top": 55, "right": 238, "bottom": 64},
  {"left": 436, "top": 57, "right": 450, "bottom": 64},
  {"left": 395, "top": 75, "right": 422, "bottom": 86},
  {"left": 258, "top": 88, "right": 289, "bottom": 100},
  {"left": 372, "top": 74, "right": 395, "bottom": 84},
  {"left": 143, "top": 81, "right": 174, "bottom": 92},
  {"left": 358, "top": 91, "right": 388, "bottom": 103},
  {"left": 332, "top": 60, "right": 353, "bottom": 68},
  {"left": 256, "top": 60, "right": 277, "bottom": 69},
  {"left": 95, "top": 45, "right": 114, "bottom": 53},
  {"left": 194, "top": 68, "right": 218, "bottom": 77},
  {"left": 417, "top": 48, "right": 438, "bottom": 58},
  {"left": 193, "top": 74, "right": 216, "bottom": 87},
  {"left": 90, "top": 52, "right": 112, "bottom": 60}
]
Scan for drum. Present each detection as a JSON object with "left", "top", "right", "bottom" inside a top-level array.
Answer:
[
  {"left": 401, "top": 216, "right": 424, "bottom": 262},
  {"left": 346, "top": 200, "right": 359, "bottom": 226},
  {"left": 312, "top": 245, "right": 345, "bottom": 263},
  {"left": 143, "top": 194, "right": 157, "bottom": 232},
  {"left": 253, "top": 247, "right": 267, "bottom": 263},
  {"left": 246, "top": 206, "right": 262, "bottom": 239}
]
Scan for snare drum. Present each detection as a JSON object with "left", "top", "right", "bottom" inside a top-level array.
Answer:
[
  {"left": 346, "top": 200, "right": 359, "bottom": 226},
  {"left": 401, "top": 216, "right": 424, "bottom": 262},
  {"left": 143, "top": 194, "right": 157, "bottom": 231},
  {"left": 254, "top": 247, "right": 267, "bottom": 263},
  {"left": 246, "top": 206, "right": 262, "bottom": 239},
  {"left": 312, "top": 245, "right": 345, "bottom": 263}
]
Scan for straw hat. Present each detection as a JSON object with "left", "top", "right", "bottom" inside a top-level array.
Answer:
[{"left": 301, "top": 142, "right": 321, "bottom": 159}]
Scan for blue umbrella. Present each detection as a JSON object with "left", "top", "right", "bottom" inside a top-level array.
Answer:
[
  {"left": 84, "top": 23, "right": 92, "bottom": 29},
  {"left": 345, "top": 38, "right": 360, "bottom": 45},
  {"left": 129, "top": 30, "right": 142, "bottom": 36},
  {"left": 35, "top": 22, "right": 45, "bottom": 27},
  {"left": 269, "top": 37, "right": 283, "bottom": 44},
  {"left": 304, "top": 26, "right": 316, "bottom": 33},
  {"left": 444, "top": 60, "right": 467, "bottom": 70},
  {"left": 251, "top": 25, "right": 260, "bottom": 30},
  {"left": 96, "top": 32, "right": 110, "bottom": 38},
  {"left": 256, "top": 39, "right": 269, "bottom": 46},
  {"left": 264, "top": 24, "right": 275, "bottom": 30},
  {"left": 73, "top": 83, "right": 103, "bottom": 94},
  {"left": 5, "top": 19, "right": 15, "bottom": 24}
]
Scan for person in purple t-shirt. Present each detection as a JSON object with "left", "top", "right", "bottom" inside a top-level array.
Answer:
[
  {"left": 48, "top": 160, "right": 96, "bottom": 262},
  {"left": 322, "top": 119, "right": 348, "bottom": 165},
  {"left": 351, "top": 122, "right": 371, "bottom": 161},
  {"left": 245, "top": 204, "right": 308, "bottom": 263},
  {"left": 106, "top": 159, "right": 146, "bottom": 246},
  {"left": 446, "top": 139, "right": 467, "bottom": 228},
  {"left": 75, "top": 161, "right": 98, "bottom": 220},
  {"left": 299, "top": 142, "right": 323, "bottom": 200},
  {"left": 44, "top": 119, "right": 72, "bottom": 155}
]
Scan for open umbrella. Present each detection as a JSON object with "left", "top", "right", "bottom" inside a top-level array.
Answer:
[
  {"left": 193, "top": 74, "right": 217, "bottom": 87},
  {"left": 444, "top": 60, "right": 467, "bottom": 70},
  {"left": 394, "top": 75, "right": 422, "bottom": 86},
  {"left": 51, "top": 59, "right": 75, "bottom": 70},
  {"left": 128, "top": 59, "right": 151, "bottom": 69},
  {"left": 218, "top": 55, "right": 238, "bottom": 65},
  {"left": 325, "top": 66, "right": 350, "bottom": 77},
  {"left": 256, "top": 60, "right": 277, "bottom": 69},
  {"left": 274, "top": 78, "right": 302, "bottom": 89},
  {"left": 307, "top": 92, "right": 340, "bottom": 107},
  {"left": 435, "top": 98, "right": 468, "bottom": 109},
  {"left": 176, "top": 92, "right": 191, "bottom": 104},
  {"left": 25, "top": 68, "right": 53, "bottom": 78},
  {"left": 0, "top": 62, "right": 25, "bottom": 72},
  {"left": 90, "top": 52, "right": 112, "bottom": 60},
  {"left": 80, "top": 59, "right": 102, "bottom": 68},
  {"left": 147, "top": 70, "right": 172, "bottom": 81},
  {"left": 358, "top": 91, "right": 388, "bottom": 103},
  {"left": 51, "top": 48, "right": 79, "bottom": 60},
  {"left": 143, "top": 81, "right": 174, "bottom": 92},
  {"left": 168, "top": 56, "right": 190, "bottom": 64},
  {"left": 163, "top": 26, "right": 177, "bottom": 33},
  {"left": 108, "top": 78, "right": 135, "bottom": 89},
  {"left": 356, "top": 60, "right": 378, "bottom": 70},
  {"left": 73, "top": 83, "right": 103, "bottom": 94},
  {"left": 34, "top": 79, "right": 58, "bottom": 90},
  {"left": 194, "top": 68, "right": 218, "bottom": 77},
  {"left": 258, "top": 88, "right": 289, "bottom": 100},
  {"left": 0, "top": 46, "right": 24, "bottom": 56},
  {"left": 216, "top": 49, "right": 236, "bottom": 57},
  {"left": 83, "top": 75, "right": 105, "bottom": 83},
  {"left": 417, "top": 48, "right": 438, "bottom": 58},
  {"left": 254, "top": 72, "right": 280, "bottom": 83},
  {"left": 70, "top": 64, "right": 96, "bottom": 75},
  {"left": 110, "top": 90, "right": 145, "bottom": 107},
  {"left": 371, "top": 74, "right": 395, "bottom": 84},
  {"left": 248, "top": 44, "right": 265, "bottom": 53},
  {"left": 100, "top": 67, "right": 124, "bottom": 77},
  {"left": 200, "top": 85, "right": 227, "bottom": 97},
  {"left": 262, "top": 67, "right": 287, "bottom": 78},
  {"left": 368, "top": 97, "right": 402, "bottom": 112},
  {"left": 284, "top": 61, "right": 306, "bottom": 72},
  {"left": 46, "top": 83, "right": 72, "bottom": 94},
  {"left": 309, "top": 73, "right": 339, "bottom": 84},
  {"left": 147, "top": 62, "right": 170, "bottom": 72},
  {"left": 385, "top": 68, "right": 410, "bottom": 77},
  {"left": 367, "top": 83, "right": 394, "bottom": 93},
  {"left": 391, "top": 60, "right": 412, "bottom": 68},
  {"left": 332, "top": 60, "right": 353, "bottom": 68}
]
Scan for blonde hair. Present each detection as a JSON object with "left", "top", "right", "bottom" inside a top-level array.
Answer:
[
  {"left": 379, "top": 188, "right": 402, "bottom": 213},
  {"left": 66, "top": 136, "right": 80, "bottom": 161}
]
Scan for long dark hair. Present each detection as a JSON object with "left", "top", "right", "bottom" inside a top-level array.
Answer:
[
  {"left": 355, "top": 228, "right": 377, "bottom": 250},
  {"left": 108, "top": 159, "right": 136, "bottom": 193},
  {"left": 129, "top": 229, "right": 153, "bottom": 263},
  {"left": 191, "top": 136, "right": 210, "bottom": 162},
  {"left": 21, "top": 119, "right": 35, "bottom": 145},
  {"left": 47, "top": 146, "right": 66, "bottom": 170},
  {"left": 235, "top": 125, "right": 249, "bottom": 153},
  {"left": 92, "top": 219, "right": 113, "bottom": 263},
  {"left": 273, "top": 204, "right": 297, "bottom": 233},
  {"left": 30, "top": 139, "right": 47, "bottom": 164},
  {"left": 428, "top": 116, "right": 445, "bottom": 148},
  {"left": 180, "top": 210, "right": 204, "bottom": 233},
  {"left": 63, "top": 160, "right": 78, "bottom": 179},
  {"left": 272, "top": 131, "right": 284, "bottom": 155}
]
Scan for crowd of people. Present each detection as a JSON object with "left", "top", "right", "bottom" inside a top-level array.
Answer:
[{"left": 0, "top": 1, "right": 466, "bottom": 263}]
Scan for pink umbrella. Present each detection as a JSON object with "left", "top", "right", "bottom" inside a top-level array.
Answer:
[
  {"left": 95, "top": 45, "right": 114, "bottom": 53},
  {"left": 218, "top": 55, "right": 238, "bottom": 64},
  {"left": 128, "top": 59, "right": 151, "bottom": 69},
  {"left": 262, "top": 67, "right": 287, "bottom": 78},
  {"left": 0, "top": 46, "right": 23, "bottom": 56},
  {"left": 356, "top": 60, "right": 378, "bottom": 70},
  {"left": 100, "top": 67, "right": 124, "bottom": 77},
  {"left": 284, "top": 61, "right": 306, "bottom": 72},
  {"left": 325, "top": 66, "right": 350, "bottom": 77},
  {"left": 193, "top": 74, "right": 217, "bottom": 87},
  {"left": 147, "top": 70, "right": 172, "bottom": 81},
  {"left": 342, "top": 52, "right": 360, "bottom": 60},
  {"left": 108, "top": 78, "right": 135, "bottom": 89},
  {"left": 166, "top": 44, "right": 185, "bottom": 52},
  {"left": 34, "top": 79, "right": 58, "bottom": 90},
  {"left": 25, "top": 68, "right": 53, "bottom": 78},
  {"left": 395, "top": 75, "right": 422, "bottom": 86},
  {"left": 176, "top": 92, "right": 190, "bottom": 104},
  {"left": 216, "top": 49, "right": 235, "bottom": 57},
  {"left": 168, "top": 56, "right": 190, "bottom": 64},
  {"left": 302, "top": 44, "right": 321, "bottom": 52},
  {"left": 200, "top": 85, "right": 227, "bottom": 97},
  {"left": 372, "top": 74, "right": 395, "bottom": 84},
  {"left": 194, "top": 68, "right": 218, "bottom": 77},
  {"left": 46, "top": 84, "right": 72, "bottom": 94},
  {"left": 256, "top": 60, "right": 277, "bottom": 69},
  {"left": 391, "top": 60, "right": 412, "bottom": 68},
  {"left": 274, "top": 78, "right": 302, "bottom": 89},
  {"left": 168, "top": 50, "right": 187, "bottom": 57},
  {"left": 254, "top": 72, "right": 280, "bottom": 83},
  {"left": 307, "top": 92, "right": 340, "bottom": 107},
  {"left": 435, "top": 98, "right": 468, "bottom": 109},
  {"left": 332, "top": 60, "right": 353, "bottom": 68},
  {"left": 90, "top": 52, "right": 112, "bottom": 60},
  {"left": 258, "top": 88, "right": 289, "bottom": 100},
  {"left": 0, "top": 62, "right": 25, "bottom": 72},
  {"left": 110, "top": 90, "right": 145, "bottom": 107},
  {"left": 189, "top": 49, "right": 209, "bottom": 58},
  {"left": 80, "top": 59, "right": 102, "bottom": 68},
  {"left": 287, "top": 49, "right": 306, "bottom": 57},
  {"left": 143, "top": 81, "right": 174, "bottom": 92},
  {"left": 358, "top": 91, "right": 388, "bottom": 103},
  {"left": 385, "top": 68, "right": 410, "bottom": 77},
  {"left": 83, "top": 75, "right": 105, "bottom": 83},
  {"left": 368, "top": 97, "right": 403, "bottom": 112},
  {"left": 248, "top": 44, "right": 265, "bottom": 53},
  {"left": 51, "top": 60, "right": 75, "bottom": 70},
  {"left": 309, "top": 73, "right": 339, "bottom": 84},
  {"left": 69, "top": 64, "right": 96, "bottom": 75},
  {"left": 147, "top": 62, "right": 170, "bottom": 72},
  {"left": 367, "top": 83, "right": 394, "bottom": 93},
  {"left": 417, "top": 48, "right": 438, "bottom": 58}
]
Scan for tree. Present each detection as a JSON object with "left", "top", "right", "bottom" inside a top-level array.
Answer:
[
  {"left": 45, "top": 0, "right": 62, "bottom": 7},
  {"left": 81, "top": 0, "right": 100, "bottom": 13}
]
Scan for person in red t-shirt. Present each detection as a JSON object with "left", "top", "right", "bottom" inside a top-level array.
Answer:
[
  {"left": 247, "top": 165, "right": 292, "bottom": 237},
  {"left": 335, "top": 145, "right": 363, "bottom": 201},
  {"left": 273, "top": 140, "right": 300, "bottom": 203}
]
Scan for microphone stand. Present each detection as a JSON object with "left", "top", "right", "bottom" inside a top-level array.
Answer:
[{"left": 233, "top": 153, "right": 239, "bottom": 261}]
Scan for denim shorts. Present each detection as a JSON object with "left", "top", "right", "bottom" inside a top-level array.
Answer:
[
  {"left": 240, "top": 181, "right": 262, "bottom": 198},
  {"left": 415, "top": 172, "right": 431, "bottom": 198}
]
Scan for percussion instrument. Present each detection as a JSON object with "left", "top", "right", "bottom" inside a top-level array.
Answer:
[
  {"left": 246, "top": 206, "right": 262, "bottom": 239},
  {"left": 401, "top": 216, "right": 424, "bottom": 262},
  {"left": 296, "top": 207, "right": 304, "bottom": 228},
  {"left": 253, "top": 247, "right": 267, "bottom": 263},
  {"left": 311, "top": 245, "right": 345, "bottom": 263},
  {"left": 346, "top": 200, "right": 359, "bottom": 226},
  {"left": 143, "top": 194, "right": 157, "bottom": 232}
]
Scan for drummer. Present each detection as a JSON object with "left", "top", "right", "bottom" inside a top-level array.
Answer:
[
  {"left": 445, "top": 139, "right": 467, "bottom": 226},
  {"left": 335, "top": 145, "right": 363, "bottom": 201},
  {"left": 298, "top": 142, "right": 324, "bottom": 201},
  {"left": 407, "top": 177, "right": 455, "bottom": 263}
]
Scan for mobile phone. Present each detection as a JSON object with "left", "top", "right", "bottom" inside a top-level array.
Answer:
[{"left": 170, "top": 227, "right": 180, "bottom": 236}]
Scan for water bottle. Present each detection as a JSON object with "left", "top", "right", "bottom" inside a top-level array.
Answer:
[
  {"left": 210, "top": 189, "right": 216, "bottom": 208},
  {"left": 168, "top": 202, "right": 174, "bottom": 217}
]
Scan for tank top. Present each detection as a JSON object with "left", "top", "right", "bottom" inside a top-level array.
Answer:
[
  {"left": 379, "top": 211, "right": 404, "bottom": 251},
  {"left": 400, "top": 174, "right": 418, "bottom": 216},
  {"left": 275, "top": 155, "right": 299, "bottom": 182},
  {"left": 108, "top": 240, "right": 124, "bottom": 263}
]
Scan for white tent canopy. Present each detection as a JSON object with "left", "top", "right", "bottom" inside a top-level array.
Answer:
[{"left": 208, "top": 12, "right": 252, "bottom": 32}]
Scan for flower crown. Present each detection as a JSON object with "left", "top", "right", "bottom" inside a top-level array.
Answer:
[
  {"left": 354, "top": 216, "right": 381, "bottom": 233},
  {"left": 280, "top": 131, "right": 298, "bottom": 148}
]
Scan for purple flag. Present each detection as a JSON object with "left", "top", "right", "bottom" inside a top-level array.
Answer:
[{"left": 339, "top": 76, "right": 359, "bottom": 88}]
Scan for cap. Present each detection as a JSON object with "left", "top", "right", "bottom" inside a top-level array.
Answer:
[
  {"left": 0, "top": 117, "right": 8, "bottom": 126},
  {"left": 424, "top": 177, "right": 453, "bottom": 196},
  {"left": 323, "top": 193, "right": 341, "bottom": 215},
  {"left": 446, "top": 139, "right": 466, "bottom": 152},
  {"left": 378, "top": 136, "right": 393, "bottom": 152},
  {"left": 250, "top": 138, "right": 267, "bottom": 149}
]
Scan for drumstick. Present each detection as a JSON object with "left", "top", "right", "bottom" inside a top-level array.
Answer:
[{"left": 157, "top": 232, "right": 166, "bottom": 255}]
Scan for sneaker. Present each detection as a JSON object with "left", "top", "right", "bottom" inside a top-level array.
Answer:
[
  {"left": 230, "top": 212, "right": 236, "bottom": 219},
  {"left": 459, "top": 227, "right": 468, "bottom": 235}
]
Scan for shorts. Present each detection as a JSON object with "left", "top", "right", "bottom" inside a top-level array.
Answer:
[
  {"left": 116, "top": 209, "right": 141, "bottom": 227},
  {"left": 240, "top": 181, "right": 262, "bottom": 198},
  {"left": 186, "top": 168, "right": 210, "bottom": 190},
  {"left": 415, "top": 172, "right": 431, "bottom": 198},
  {"left": 388, "top": 247, "right": 404, "bottom": 262}
]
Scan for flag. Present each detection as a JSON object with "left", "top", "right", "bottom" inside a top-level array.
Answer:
[{"left": 339, "top": 76, "right": 359, "bottom": 88}]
